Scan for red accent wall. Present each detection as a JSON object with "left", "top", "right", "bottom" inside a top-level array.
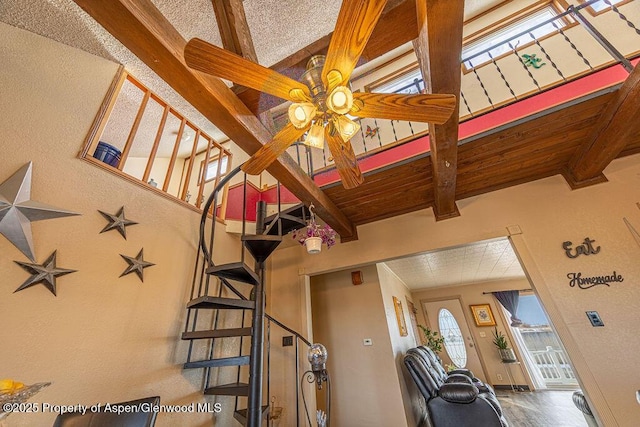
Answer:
[
  {"left": 224, "top": 183, "right": 300, "bottom": 221},
  {"left": 225, "top": 182, "right": 262, "bottom": 222},
  {"left": 260, "top": 185, "right": 299, "bottom": 205}
]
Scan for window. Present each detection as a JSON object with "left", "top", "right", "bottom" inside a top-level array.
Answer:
[
  {"left": 200, "top": 154, "right": 229, "bottom": 184},
  {"left": 580, "top": 0, "right": 628, "bottom": 14},
  {"left": 438, "top": 309, "right": 467, "bottom": 368},
  {"left": 369, "top": 65, "right": 424, "bottom": 95},
  {"left": 462, "top": 4, "right": 566, "bottom": 70}
]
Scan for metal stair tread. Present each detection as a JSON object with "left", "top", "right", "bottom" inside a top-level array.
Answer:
[
  {"left": 183, "top": 355, "right": 250, "bottom": 369},
  {"left": 233, "top": 405, "right": 269, "bottom": 424},
  {"left": 265, "top": 213, "right": 307, "bottom": 236},
  {"left": 205, "top": 262, "right": 259, "bottom": 285},
  {"left": 181, "top": 327, "right": 252, "bottom": 340},
  {"left": 242, "top": 234, "right": 282, "bottom": 262},
  {"left": 187, "top": 296, "right": 254, "bottom": 310},
  {"left": 264, "top": 203, "right": 308, "bottom": 224},
  {"left": 204, "top": 382, "right": 249, "bottom": 396}
]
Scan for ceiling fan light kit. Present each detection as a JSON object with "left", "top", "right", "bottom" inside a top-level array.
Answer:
[
  {"left": 305, "top": 122, "right": 326, "bottom": 149},
  {"left": 288, "top": 102, "right": 317, "bottom": 129},
  {"left": 184, "top": 0, "right": 456, "bottom": 188},
  {"left": 326, "top": 85, "right": 353, "bottom": 114},
  {"left": 333, "top": 114, "right": 360, "bottom": 142}
]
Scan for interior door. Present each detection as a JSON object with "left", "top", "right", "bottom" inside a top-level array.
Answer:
[{"left": 423, "top": 299, "right": 487, "bottom": 382}]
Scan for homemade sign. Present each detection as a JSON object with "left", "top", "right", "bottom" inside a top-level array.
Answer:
[{"left": 567, "top": 271, "right": 623, "bottom": 290}]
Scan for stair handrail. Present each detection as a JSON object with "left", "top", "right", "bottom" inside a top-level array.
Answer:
[
  {"left": 199, "top": 163, "right": 245, "bottom": 265},
  {"left": 265, "top": 313, "right": 312, "bottom": 347}
]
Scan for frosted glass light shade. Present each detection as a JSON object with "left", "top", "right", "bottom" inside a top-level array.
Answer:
[
  {"left": 333, "top": 115, "right": 360, "bottom": 142},
  {"left": 303, "top": 122, "right": 325, "bottom": 149},
  {"left": 326, "top": 86, "right": 353, "bottom": 114},
  {"left": 288, "top": 103, "right": 317, "bottom": 129}
]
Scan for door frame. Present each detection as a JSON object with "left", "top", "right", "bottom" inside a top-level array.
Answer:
[
  {"left": 508, "top": 233, "right": 611, "bottom": 425},
  {"left": 296, "top": 229, "right": 615, "bottom": 426},
  {"left": 419, "top": 295, "right": 491, "bottom": 383}
]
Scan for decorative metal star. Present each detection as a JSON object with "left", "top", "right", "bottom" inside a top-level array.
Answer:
[
  {"left": 0, "top": 162, "right": 80, "bottom": 261},
  {"left": 14, "top": 250, "right": 77, "bottom": 296},
  {"left": 98, "top": 206, "right": 137, "bottom": 239},
  {"left": 120, "top": 248, "right": 155, "bottom": 282}
]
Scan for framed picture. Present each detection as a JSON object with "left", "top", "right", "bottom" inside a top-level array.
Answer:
[
  {"left": 393, "top": 296, "right": 408, "bottom": 336},
  {"left": 470, "top": 304, "right": 496, "bottom": 326}
]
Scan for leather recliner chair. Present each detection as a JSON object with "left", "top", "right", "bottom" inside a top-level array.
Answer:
[
  {"left": 404, "top": 348, "right": 508, "bottom": 427},
  {"left": 53, "top": 396, "right": 160, "bottom": 427}
]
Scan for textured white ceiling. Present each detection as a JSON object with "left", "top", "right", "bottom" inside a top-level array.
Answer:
[
  {"left": 383, "top": 237, "right": 526, "bottom": 290},
  {"left": 0, "top": 0, "right": 506, "bottom": 148}
]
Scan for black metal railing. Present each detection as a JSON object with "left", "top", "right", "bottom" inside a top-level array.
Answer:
[{"left": 288, "top": 0, "right": 638, "bottom": 178}]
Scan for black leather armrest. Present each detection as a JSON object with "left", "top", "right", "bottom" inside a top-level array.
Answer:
[
  {"left": 439, "top": 383, "right": 479, "bottom": 404},
  {"left": 445, "top": 373, "right": 473, "bottom": 385},
  {"left": 449, "top": 368, "right": 474, "bottom": 379}
]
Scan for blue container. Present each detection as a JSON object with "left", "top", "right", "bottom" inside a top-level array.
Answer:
[{"left": 93, "top": 141, "right": 122, "bottom": 167}]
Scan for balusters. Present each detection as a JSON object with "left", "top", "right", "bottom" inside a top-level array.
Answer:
[
  {"left": 509, "top": 41, "right": 541, "bottom": 91},
  {"left": 552, "top": 20, "right": 594, "bottom": 71}
]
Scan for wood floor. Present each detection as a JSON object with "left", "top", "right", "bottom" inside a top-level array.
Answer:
[{"left": 498, "top": 390, "right": 588, "bottom": 427}]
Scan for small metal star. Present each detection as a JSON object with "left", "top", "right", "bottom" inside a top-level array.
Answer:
[
  {"left": 98, "top": 206, "right": 137, "bottom": 239},
  {"left": 120, "top": 248, "right": 155, "bottom": 282},
  {"left": 14, "top": 250, "right": 77, "bottom": 296},
  {"left": 0, "top": 162, "right": 80, "bottom": 260}
]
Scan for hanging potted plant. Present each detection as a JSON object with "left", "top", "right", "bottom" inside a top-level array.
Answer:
[
  {"left": 492, "top": 327, "right": 517, "bottom": 362},
  {"left": 292, "top": 204, "right": 337, "bottom": 254}
]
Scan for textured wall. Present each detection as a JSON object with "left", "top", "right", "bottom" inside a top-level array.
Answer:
[
  {"left": 310, "top": 265, "right": 409, "bottom": 427},
  {"left": 0, "top": 23, "right": 242, "bottom": 426},
  {"left": 270, "top": 152, "right": 640, "bottom": 426}
]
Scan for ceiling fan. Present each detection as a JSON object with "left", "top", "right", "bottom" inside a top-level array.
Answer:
[{"left": 184, "top": 0, "right": 456, "bottom": 189}]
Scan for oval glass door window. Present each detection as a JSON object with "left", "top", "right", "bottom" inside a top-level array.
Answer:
[{"left": 438, "top": 308, "right": 467, "bottom": 368}]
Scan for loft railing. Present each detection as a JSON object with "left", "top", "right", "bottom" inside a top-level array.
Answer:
[
  {"left": 81, "top": 70, "right": 233, "bottom": 216},
  {"left": 288, "top": 0, "right": 639, "bottom": 178}
]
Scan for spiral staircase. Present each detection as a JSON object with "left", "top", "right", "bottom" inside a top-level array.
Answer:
[{"left": 181, "top": 165, "right": 310, "bottom": 426}]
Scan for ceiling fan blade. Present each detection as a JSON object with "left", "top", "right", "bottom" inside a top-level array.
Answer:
[
  {"left": 242, "top": 123, "right": 309, "bottom": 175},
  {"left": 352, "top": 92, "right": 456, "bottom": 124},
  {"left": 322, "top": 0, "right": 388, "bottom": 87},
  {"left": 325, "top": 127, "right": 364, "bottom": 189},
  {"left": 185, "top": 38, "right": 310, "bottom": 102}
]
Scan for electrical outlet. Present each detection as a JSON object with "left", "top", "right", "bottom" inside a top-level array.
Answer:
[{"left": 497, "top": 373, "right": 503, "bottom": 381}]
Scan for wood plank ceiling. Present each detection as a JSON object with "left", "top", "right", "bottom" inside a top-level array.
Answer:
[{"left": 71, "top": 0, "right": 640, "bottom": 239}]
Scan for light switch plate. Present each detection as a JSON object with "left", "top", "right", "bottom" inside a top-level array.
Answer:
[
  {"left": 479, "top": 332, "right": 486, "bottom": 338},
  {"left": 586, "top": 311, "right": 604, "bottom": 327},
  {"left": 363, "top": 338, "right": 373, "bottom": 346}
]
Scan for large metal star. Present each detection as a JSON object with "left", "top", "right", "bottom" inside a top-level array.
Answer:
[
  {"left": 98, "top": 206, "right": 138, "bottom": 239},
  {"left": 0, "top": 162, "right": 80, "bottom": 261},
  {"left": 120, "top": 248, "right": 155, "bottom": 282},
  {"left": 14, "top": 250, "right": 77, "bottom": 296}
]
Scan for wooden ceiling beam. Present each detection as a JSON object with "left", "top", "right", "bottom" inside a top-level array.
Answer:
[
  {"left": 72, "top": 0, "right": 356, "bottom": 240},
  {"left": 211, "top": 0, "right": 276, "bottom": 132},
  {"left": 564, "top": 63, "right": 640, "bottom": 189},
  {"left": 413, "top": 0, "right": 464, "bottom": 220},
  {"left": 235, "top": 0, "right": 419, "bottom": 115},
  {"left": 211, "top": 0, "right": 258, "bottom": 61}
]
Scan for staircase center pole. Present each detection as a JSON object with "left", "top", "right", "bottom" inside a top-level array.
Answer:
[{"left": 248, "top": 201, "right": 267, "bottom": 426}]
